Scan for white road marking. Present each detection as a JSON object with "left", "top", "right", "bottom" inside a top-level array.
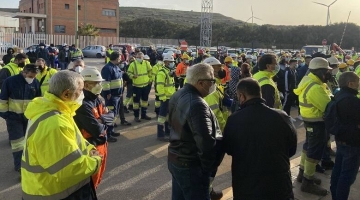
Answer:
[
  {"left": 142, "top": 180, "right": 172, "bottom": 200},
  {"left": 0, "top": 183, "right": 21, "bottom": 195}
]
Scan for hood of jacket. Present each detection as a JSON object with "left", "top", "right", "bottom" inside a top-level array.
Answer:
[
  {"left": 294, "top": 72, "right": 324, "bottom": 96},
  {"left": 25, "top": 92, "right": 81, "bottom": 121}
]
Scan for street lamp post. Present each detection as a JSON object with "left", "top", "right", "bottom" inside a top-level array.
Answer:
[{"left": 75, "top": 0, "right": 79, "bottom": 47}]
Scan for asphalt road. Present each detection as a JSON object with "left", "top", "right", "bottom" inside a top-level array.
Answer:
[{"left": 0, "top": 58, "right": 359, "bottom": 200}]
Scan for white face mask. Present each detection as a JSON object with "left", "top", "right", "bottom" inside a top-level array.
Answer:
[
  {"left": 91, "top": 84, "right": 103, "bottom": 95},
  {"left": 40, "top": 46, "right": 44, "bottom": 49},
  {"left": 25, "top": 77, "right": 34, "bottom": 84},
  {"left": 119, "top": 64, "right": 125, "bottom": 69},
  {"left": 273, "top": 64, "right": 280, "bottom": 75},
  {"left": 29, "top": 49, "right": 33, "bottom": 52},
  {"left": 203, "top": 82, "right": 216, "bottom": 97},
  {"left": 332, "top": 68, "right": 339, "bottom": 76},
  {"left": 169, "top": 62, "right": 175, "bottom": 69},
  {"left": 136, "top": 58, "right": 143, "bottom": 63},
  {"left": 74, "top": 92, "right": 85, "bottom": 106},
  {"left": 65, "top": 48, "right": 69, "bottom": 51},
  {"left": 75, "top": 66, "right": 83, "bottom": 73}
]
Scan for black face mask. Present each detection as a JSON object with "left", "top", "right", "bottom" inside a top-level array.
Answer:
[
  {"left": 18, "top": 62, "right": 25, "bottom": 67},
  {"left": 218, "top": 69, "right": 226, "bottom": 79},
  {"left": 323, "top": 72, "right": 333, "bottom": 83}
]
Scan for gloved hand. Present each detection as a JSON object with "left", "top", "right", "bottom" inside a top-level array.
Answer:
[{"left": 222, "top": 96, "right": 233, "bottom": 108}]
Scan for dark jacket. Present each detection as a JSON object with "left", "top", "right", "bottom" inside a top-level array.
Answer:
[
  {"left": 0, "top": 74, "right": 41, "bottom": 120},
  {"left": 58, "top": 49, "right": 71, "bottom": 63},
  {"left": 223, "top": 98, "right": 297, "bottom": 200},
  {"left": 168, "top": 83, "right": 221, "bottom": 172},
  {"left": 74, "top": 90, "right": 109, "bottom": 146},
  {"left": 335, "top": 87, "right": 360, "bottom": 147},
  {"left": 36, "top": 48, "right": 49, "bottom": 61},
  {"left": 296, "top": 64, "right": 309, "bottom": 84},
  {"left": 26, "top": 51, "right": 37, "bottom": 63},
  {"left": 2, "top": 48, "right": 14, "bottom": 65},
  {"left": 274, "top": 66, "right": 286, "bottom": 94},
  {"left": 284, "top": 67, "right": 297, "bottom": 92}
]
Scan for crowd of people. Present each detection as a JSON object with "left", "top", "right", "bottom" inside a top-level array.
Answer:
[{"left": 0, "top": 42, "right": 360, "bottom": 200}]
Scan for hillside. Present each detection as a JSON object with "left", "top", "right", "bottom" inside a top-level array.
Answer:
[{"left": 119, "top": 7, "right": 245, "bottom": 26}]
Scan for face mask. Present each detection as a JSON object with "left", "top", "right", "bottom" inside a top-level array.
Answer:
[
  {"left": 208, "top": 83, "right": 216, "bottom": 95},
  {"left": 25, "top": 77, "right": 34, "bottom": 84},
  {"left": 332, "top": 68, "right": 339, "bottom": 76},
  {"left": 136, "top": 58, "right": 143, "bottom": 63},
  {"left": 218, "top": 69, "right": 226, "bottom": 79},
  {"left": 110, "top": 47, "right": 113, "bottom": 50},
  {"left": 273, "top": 64, "right": 280, "bottom": 75},
  {"left": 119, "top": 64, "right": 125, "bottom": 69},
  {"left": 285, "top": 58, "right": 290, "bottom": 62},
  {"left": 74, "top": 92, "right": 85, "bottom": 106},
  {"left": 169, "top": 62, "right": 175, "bottom": 69},
  {"left": 18, "top": 62, "right": 25, "bottom": 67},
  {"left": 75, "top": 66, "right": 83, "bottom": 73},
  {"left": 184, "top": 60, "right": 189, "bottom": 64},
  {"left": 40, "top": 46, "right": 44, "bottom": 49},
  {"left": 29, "top": 50, "right": 33, "bottom": 52},
  {"left": 91, "top": 84, "right": 103, "bottom": 95},
  {"left": 65, "top": 48, "right": 69, "bottom": 51},
  {"left": 295, "top": 64, "right": 299, "bottom": 69}
]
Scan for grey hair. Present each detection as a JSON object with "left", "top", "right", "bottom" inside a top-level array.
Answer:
[
  {"left": 48, "top": 71, "right": 84, "bottom": 97},
  {"left": 137, "top": 52, "right": 144, "bottom": 58},
  {"left": 339, "top": 71, "right": 359, "bottom": 88},
  {"left": 68, "top": 59, "right": 84, "bottom": 69},
  {"left": 186, "top": 63, "right": 214, "bottom": 85}
]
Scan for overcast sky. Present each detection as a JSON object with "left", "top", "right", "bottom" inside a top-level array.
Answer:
[{"left": 3, "top": 0, "right": 359, "bottom": 26}]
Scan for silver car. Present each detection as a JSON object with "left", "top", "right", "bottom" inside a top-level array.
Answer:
[{"left": 82, "top": 45, "right": 106, "bottom": 58}]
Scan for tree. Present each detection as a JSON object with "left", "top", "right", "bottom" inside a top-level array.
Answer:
[{"left": 78, "top": 23, "right": 100, "bottom": 36}]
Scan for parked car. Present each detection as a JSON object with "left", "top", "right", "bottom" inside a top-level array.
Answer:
[{"left": 82, "top": 45, "right": 106, "bottom": 58}]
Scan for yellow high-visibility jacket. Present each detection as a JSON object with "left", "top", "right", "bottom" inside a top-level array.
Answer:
[
  {"left": 294, "top": 72, "right": 331, "bottom": 122},
  {"left": 253, "top": 71, "right": 282, "bottom": 109},
  {"left": 36, "top": 66, "right": 58, "bottom": 96},
  {"left": 21, "top": 92, "right": 101, "bottom": 200},
  {"left": 156, "top": 67, "right": 175, "bottom": 101},
  {"left": 127, "top": 60, "right": 152, "bottom": 88}
]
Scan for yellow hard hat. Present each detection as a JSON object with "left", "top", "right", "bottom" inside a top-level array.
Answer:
[
  {"left": 347, "top": 59, "right": 355, "bottom": 66},
  {"left": 224, "top": 56, "right": 233, "bottom": 63},
  {"left": 181, "top": 54, "right": 190, "bottom": 60},
  {"left": 338, "top": 63, "right": 348, "bottom": 69}
]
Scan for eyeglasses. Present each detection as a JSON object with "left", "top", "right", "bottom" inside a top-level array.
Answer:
[{"left": 199, "top": 79, "right": 216, "bottom": 84}]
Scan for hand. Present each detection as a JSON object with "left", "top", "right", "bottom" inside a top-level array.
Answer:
[
  {"left": 107, "top": 94, "right": 111, "bottom": 100},
  {"left": 103, "top": 107, "right": 109, "bottom": 114},
  {"left": 90, "top": 150, "right": 103, "bottom": 159}
]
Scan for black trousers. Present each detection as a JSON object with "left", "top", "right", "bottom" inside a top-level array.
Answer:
[{"left": 283, "top": 91, "right": 297, "bottom": 116}]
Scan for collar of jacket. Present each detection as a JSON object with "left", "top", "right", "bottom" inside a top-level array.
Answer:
[
  {"left": 83, "top": 89, "right": 98, "bottom": 100},
  {"left": 308, "top": 72, "right": 324, "bottom": 85},
  {"left": 240, "top": 98, "right": 266, "bottom": 109},
  {"left": 183, "top": 83, "right": 202, "bottom": 97},
  {"left": 43, "top": 92, "right": 80, "bottom": 117},
  {"left": 259, "top": 70, "right": 274, "bottom": 78},
  {"left": 338, "top": 87, "right": 359, "bottom": 96}
]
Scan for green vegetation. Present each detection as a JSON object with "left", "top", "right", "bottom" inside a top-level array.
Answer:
[{"left": 119, "top": 7, "right": 360, "bottom": 49}]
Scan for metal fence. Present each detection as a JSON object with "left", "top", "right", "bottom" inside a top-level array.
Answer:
[{"left": 0, "top": 33, "right": 180, "bottom": 55}]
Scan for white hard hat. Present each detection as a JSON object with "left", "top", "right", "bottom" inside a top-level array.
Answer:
[
  {"left": 309, "top": 57, "right": 332, "bottom": 70},
  {"left": 203, "top": 57, "right": 222, "bottom": 66},
  {"left": 245, "top": 55, "right": 252, "bottom": 59},
  {"left": 144, "top": 55, "right": 150, "bottom": 60},
  {"left": 187, "top": 49, "right": 192, "bottom": 53},
  {"left": 80, "top": 67, "right": 105, "bottom": 82},
  {"left": 327, "top": 56, "right": 340, "bottom": 66},
  {"left": 230, "top": 53, "right": 237, "bottom": 58},
  {"left": 176, "top": 50, "right": 181, "bottom": 54},
  {"left": 63, "top": 43, "right": 67, "bottom": 46},
  {"left": 163, "top": 54, "right": 175, "bottom": 62}
]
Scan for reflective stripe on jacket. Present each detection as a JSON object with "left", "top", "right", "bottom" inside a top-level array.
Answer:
[
  {"left": 293, "top": 72, "right": 331, "bottom": 122},
  {"left": 156, "top": 67, "right": 175, "bottom": 100},
  {"left": 22, "top": 92, "right": 101, "bottom": 200},
  {"left": 253, "top": 71, "right": 282, "bottom": 109},
  {"left": 127, "top": 60, "right": 152, "bottom": 88},
  {"left": 3, "top": 62, "right": 23, "bottom": 76},
  {"left": 101, "top": 62, "right": 124, "bottom": 96}
]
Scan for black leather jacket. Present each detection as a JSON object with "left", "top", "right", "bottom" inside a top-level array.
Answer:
[{"left": 168, "top": 84, "right": 221, "bottom": 172}]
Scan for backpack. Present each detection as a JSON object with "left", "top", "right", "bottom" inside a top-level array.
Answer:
[{"left": 324, "top": 93, "right": 353, "bottom": 136}]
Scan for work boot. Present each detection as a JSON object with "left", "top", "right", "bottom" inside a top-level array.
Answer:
[
  {"left": 134, "top": 117, "right": 141, "bottom": 123},
  {"left": 121, "top": 120, "right": 132, "bottom": 126},
  {"left": 111, "top": 131, "right": 121, "bottom": 137},
  {"left": 296, "top": 169, "right": 322, "bottom": 185},
  {"left": 321, "top": 160, "right": 335, "bottom": 170},
  {"left": 300, "top": 177, "right": 328, "bottom": 196},
  {"left": 210, "top": 188, "right": 223, "bottom": 200},
  {"left": 124, "top": 107, "right": 130, "bottom": 113},
  {"left": 141, "top": 115, "right": 151, "bottom": 120},
  {"left": 316, "top": 164, "right": 325, "bottom": 173},
  {"left": 107, "top": 136, "right": 118, "bottom": 143}
]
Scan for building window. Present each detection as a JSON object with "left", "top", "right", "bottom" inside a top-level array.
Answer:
[
  {"left": 102, "top": 9, "right": 116, "bottom": 16},
  {"left": 78, "top": 5, "right": 81, "bottom": 10},
  {"left": 29, "top": 8, "right": 32, "bottom": 13},
  {"left": 65, "top": 4, "right": 70, "bottom": 9},
  {"left": 100, "top": 28, "right": 116, "bottom": 33},
  {"left": 54, "top": 25, "right": 66, "bottom": 33}
]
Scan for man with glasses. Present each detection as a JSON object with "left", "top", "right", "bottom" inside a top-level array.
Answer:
[
  {"left": 168, "top": 63, "right": 222, "bottom": 200},
  {"left": 253, "top": 54, "right": 282, "bottom": 109}
]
